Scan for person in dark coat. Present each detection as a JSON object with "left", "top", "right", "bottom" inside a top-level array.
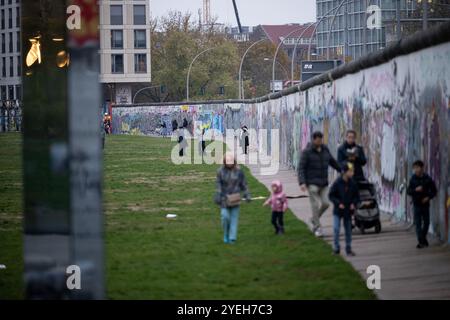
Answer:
[
  {"left": 337, "top": 130, "right": 367, "bottom": 181},
  {"left": 172, "top": 119, "right": 178, "bottom": 132},
  {"left": 407, "top": 160, "right": 437, "bottom": 249},
  {"left": 241, "top": 126, "right": 250, "bottom": 155},
  {"left": 298, "top": 131, "right": 341, "bottom": 237},
  {"left": 329, "top": 162, "right": 360, "bottom": 256},
  {"left": 214, "top": 153, "right": 251, "bottom": 244}
]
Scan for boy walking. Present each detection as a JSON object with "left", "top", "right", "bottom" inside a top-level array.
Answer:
[
  {"left": 407, "top": 160, "right": 437, "bottom": 249},
  {"left": 329, "top": 163, "right": 360, "bottom": 256}
]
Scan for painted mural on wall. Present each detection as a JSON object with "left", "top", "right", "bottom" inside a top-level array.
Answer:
[{"left": 112, "top": 42, "right": 450, "bottom": 243}]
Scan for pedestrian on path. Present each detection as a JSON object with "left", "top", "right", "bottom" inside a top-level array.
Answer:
[
  {"left": 214, "top": 152, "right": 251, "bottom": 244},
  {"left": 263, "top": 180, "right": 288, "bottom": 235},
  {"left": 178, "top": 127, "right": 188, "bottom": 157},
  {"left": 407, "top": 160, "right": 437, "bottom": 249},
  {"left": 329, "top": 162, "right": 360, "bottom": 256},
  {"left": 337, "top": 130, "right": 367, "bottom": 182},
  {"left": 241, "top": 126, "right": 250, "bottom": 155},
  {"left": 298, "top": 131, "right": 341, "bottom": 237}
]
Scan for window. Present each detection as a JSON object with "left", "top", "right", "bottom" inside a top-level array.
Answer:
[
  {"left": 9, "top": 31, "right": 12, "bottom": 52},
  {"left": 134, "top": 54, "right": 146, "bottom": 73},
  {"left": 111, "top": 54, "right": 123, "bottom": 73},
  {"left": 0, "top": 86, "right": 6, "bottom": 101},
  {"left": 16, "top": 30, "right": 19, "bottom": 52},
  {"left": 9, "top": 56, "right": 13, "bottom": 76},
  {"left": 111, "top": 30, "right": 123, "bottom": 49},
  {"left": 8, "top": 8, "right": 12, "bottom": 28},
  {"left": 1, "top": 33, "right": 5, "bottom": 53},
  {"left": 133, "top": 5, "right": 146, "bottom": 25},
  {"left": 110, "top": 5, "right": 123, "bottom": 25},
  {"left": 134, "top": 30, "right": 146, "bottom": 48},
  {"left": 8, "top": 85, "right": 14, "bottom": 100},
  {"left": 16, "top": 55, "right": 20, "bottom": 76},
  {"left": 16, "top": 7, "right": 19, "bottom": 28},
  {"left": 1, "top": 10, "right": 4, "bottom": 30}
]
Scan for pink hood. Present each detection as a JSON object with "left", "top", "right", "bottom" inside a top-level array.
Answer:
[{"left": 264, "top": 180, "right": 288, "bottom": 212}]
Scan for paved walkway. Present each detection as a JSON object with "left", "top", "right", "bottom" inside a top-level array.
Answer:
[{"left": 249, "top": 164, "right": 450, "bottom": 300}]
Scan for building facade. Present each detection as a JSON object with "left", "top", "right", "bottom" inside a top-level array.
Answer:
[
  {"left": 99, "top": 0, "right": 151, "bottom": 104},
  {"left": 226, "top": 25, "right": 254, "bottom": 43},
  {"left": 0, "top": 0, "right": 21, "bottom": 103},
  {"left": 316, "top": 0, "right": 450, "bottom": 61}
]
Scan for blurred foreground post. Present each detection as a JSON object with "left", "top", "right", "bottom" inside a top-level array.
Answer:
[{"left": 22, "top": 0, "right": 104, "bottom": 299}]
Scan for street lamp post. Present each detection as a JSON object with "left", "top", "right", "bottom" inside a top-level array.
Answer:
[
  {"left": 423, "top": 0, "right": 428, "bottom": 30},
  {"left": 239, "top": 38, "right": 267, "bottom": 100},
  {"left": 186, "top": 47, "right": 215, "bottom": 102}
]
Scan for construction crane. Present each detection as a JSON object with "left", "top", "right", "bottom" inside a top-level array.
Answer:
[
  {"left": 203, "top": 0, "right": 211, "bottom": 25},
  {"left": 202, "top": 0, "right": 242, "bottom": 32}
]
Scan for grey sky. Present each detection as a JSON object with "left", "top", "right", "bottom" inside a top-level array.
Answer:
[{"left": 151, "top": 0, "right": 317, "bottom": 26}]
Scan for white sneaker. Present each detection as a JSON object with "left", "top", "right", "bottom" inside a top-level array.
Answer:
[{"left": 314, "top": 228, "right": 324, "bottom": 238}]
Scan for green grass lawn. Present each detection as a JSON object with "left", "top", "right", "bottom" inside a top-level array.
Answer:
[{"left": 0, "top": 133, "right": 375, "bottom": 299}]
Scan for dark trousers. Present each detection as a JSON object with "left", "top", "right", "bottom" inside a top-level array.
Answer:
[
  {"left": 271, "top": 211, "right": 284, "bottom": 233},
  {"left": 414, "top": 206, "right": 430, "bottom": 245}
]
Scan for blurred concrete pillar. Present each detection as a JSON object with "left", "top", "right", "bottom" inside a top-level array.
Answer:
[{"left": 22, "top": 0, "right": 104, "bottom": 299}]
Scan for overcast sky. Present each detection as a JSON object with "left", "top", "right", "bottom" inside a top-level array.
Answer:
[{"left": 151, "top": 0, "right": 317, "bottom": 26}]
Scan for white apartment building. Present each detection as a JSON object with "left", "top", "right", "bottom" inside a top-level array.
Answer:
[
  {"left": 0, "top": 0, "right": 21, "bottom": 103},
  {"left": 99, "top": 0, "right": 152, "bottom": 104}
]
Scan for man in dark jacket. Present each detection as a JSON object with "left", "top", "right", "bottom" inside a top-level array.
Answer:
[
  {"left": 337, "top": 130, "right": 367, "bottom": 181},
  {"left": 329, "top": 163, "right": 360, "bottom": 256},
  {"left": 298, "top": 131, "right": 341, "bottom": 237},
  {"left": 407, "top": 160, "right": 437, "bottom": 249}
]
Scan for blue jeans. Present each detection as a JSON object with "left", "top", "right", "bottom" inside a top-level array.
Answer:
[
  {"left": 221, "top": 206, "right": 240, "bottom": 243},
  {"left": 333, "top": 214, "right": 352, "bottom": 252}
]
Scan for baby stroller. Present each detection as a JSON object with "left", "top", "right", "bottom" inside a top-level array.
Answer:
[{"left": 354, "top": 181, "right": 381, "bottom": 234}]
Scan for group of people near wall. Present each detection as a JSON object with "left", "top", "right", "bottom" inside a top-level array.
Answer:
[{"left": 214, "top": 129, "right": 438, "bottom": 255}]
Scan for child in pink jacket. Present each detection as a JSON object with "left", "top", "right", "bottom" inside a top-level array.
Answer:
[{"left": 263, "top": 180, "right": 288, "bottom": 234}]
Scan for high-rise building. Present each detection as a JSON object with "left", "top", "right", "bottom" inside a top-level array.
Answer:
[
  {"left": 99, "top": 0, "right": 151, "bottom": 104},
  {"left": 0, "top": 0, "right": 21, "bottom": 103},
  {"left": 316, "top": 0, "right": 450, "bottom": 61}
]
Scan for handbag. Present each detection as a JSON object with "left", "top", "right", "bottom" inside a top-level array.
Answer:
[{"left": 226, "top": 193, "right": 241, "bottom": 207}]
